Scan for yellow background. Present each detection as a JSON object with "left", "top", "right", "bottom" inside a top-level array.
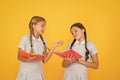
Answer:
[{"left": 0, "top": 0, "right": 120, "bottom": 80}]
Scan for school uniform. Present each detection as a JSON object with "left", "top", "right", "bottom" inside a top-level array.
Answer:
[
  {"left": 63, "top": 40, "right": 98, "bottom": 80},
  {"left": 16, "top": 34, "right": 46, "bottom": 80}
]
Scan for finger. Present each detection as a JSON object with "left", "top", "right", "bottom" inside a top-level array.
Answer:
[
  {"left": 30, "top": 55, "right": 39, "bottom": 59},
  {"left": 70, "top": 54, "right": 74, "bottom": 58},
  {"left": 67, "top": 54, "right": 70, "bottom": 58},
  {"left": 35, "top": 55, "right": 41, "bottom": 59},
  {"left": 60, "top": 41, "right": 64, "bottom": 45}
]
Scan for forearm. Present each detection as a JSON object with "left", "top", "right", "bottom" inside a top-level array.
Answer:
[
  {"left": 43, "top": 45, "right": 56, "bottom": 63},
  {"left": 78, "top": 60, "right": 99, "bottom": 69},
  {"left": 17, "top": 54, "right": 31, "bottom": 62}
]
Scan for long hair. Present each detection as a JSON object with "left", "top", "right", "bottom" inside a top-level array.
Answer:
[
  {"left": 70, "top": 22, "right": 89, "bottom": 61},
  {"left": 29, "top": 16, "right": 46, "bottom": 53}
]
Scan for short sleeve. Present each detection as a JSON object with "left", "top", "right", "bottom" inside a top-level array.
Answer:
[
  {"left": 89, "top": 42, "right": 98, "bottom": 55},
  {"left": 18, "top": 36, "right": 27, "bottom": 50}
]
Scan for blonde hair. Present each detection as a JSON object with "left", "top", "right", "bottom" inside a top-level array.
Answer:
[{"left": 29, "top": 16, "right": 46, "bottom": 53}]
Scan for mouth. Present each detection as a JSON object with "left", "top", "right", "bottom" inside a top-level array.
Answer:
[{"left": 41, "top": 30, "right": 45, "bottom": 33}]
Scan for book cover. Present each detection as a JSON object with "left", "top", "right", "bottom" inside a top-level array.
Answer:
[
  {"left": 19, "top": 49, "right": 43, "bottom": 61},
  {"left": 54, "top": 49, "right": 82, "bottom": 60}
]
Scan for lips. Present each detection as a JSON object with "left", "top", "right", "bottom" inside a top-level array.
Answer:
[{"left": 41, "top": 30, "right": 44, "bottom": 33}]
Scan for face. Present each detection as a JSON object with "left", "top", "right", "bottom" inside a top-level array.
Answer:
[
  {"left": 33, "top": 21, "right": 46, "bottom": 35},
  {"left": 70, "top": 26, "right": 85, "bottom": 41}
]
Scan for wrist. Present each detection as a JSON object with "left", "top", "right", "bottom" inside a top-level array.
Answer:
[
  {"left": 51, "top": 45, "right": 57, "bottom": 50},
  {"left": 78, "top": 59, "right": 84, "bottom": 64}
]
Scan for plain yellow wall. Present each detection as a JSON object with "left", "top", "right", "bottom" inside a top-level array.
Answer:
[{"left": 0, "top": 0, "right": 120, "bottom": 80}]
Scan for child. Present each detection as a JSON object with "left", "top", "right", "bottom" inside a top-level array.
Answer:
[
  {"left": 62, "top": 22, "right": 99, "bottom": 80},
  {"left": 16, "top": 16, "right": 63, "bottom": 80}
]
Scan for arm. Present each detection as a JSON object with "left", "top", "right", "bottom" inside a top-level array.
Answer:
[
  {"left": 17, "top": 48, "right": 41, "bottom": 62},
  {"left": 78, "top": 53, "right": 99, "bottom": 69},
  {"left": 43, "top": 41, "right": 63, "bottom": 63}
]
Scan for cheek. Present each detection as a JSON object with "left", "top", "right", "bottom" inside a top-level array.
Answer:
[
  {"left": 35, "top": 27, "right": 41, "bottom": 32},
  {"left": 77, "top": 32, "right": 83, "bottom": 37},
  {"left": 39, "top": 27, "right": 45, "bottom": 34}
]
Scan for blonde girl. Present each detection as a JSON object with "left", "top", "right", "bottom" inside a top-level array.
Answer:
[{"left": 16, "top": 16, "right": 63, "bottom": 80}]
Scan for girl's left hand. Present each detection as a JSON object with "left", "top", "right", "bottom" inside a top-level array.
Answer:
[{"left": 54, "top": 41, "right": 64, "bottom": 47}]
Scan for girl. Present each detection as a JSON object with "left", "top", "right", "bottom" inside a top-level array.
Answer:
[
  {"left": 62, "top": 22, "right": 99, "bottom": 80},
  {"left": 16, "top": 16, "right": 63, "bottom": 80}
]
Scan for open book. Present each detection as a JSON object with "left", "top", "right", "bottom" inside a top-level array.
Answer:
[
  {"left": 19, "top": 49, "right": 43, "bottom": 61},
  {"left": 54, "top": 49, "right": 82, "bottom": 60}
]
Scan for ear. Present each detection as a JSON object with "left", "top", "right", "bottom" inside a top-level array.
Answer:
[{"left": 32, "top": 24, "right": 36, "bottom": 30}]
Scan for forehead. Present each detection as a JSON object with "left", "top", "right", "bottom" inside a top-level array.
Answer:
[
  {"left": 37, "top": 21, "right": 46, "bottom": 24},
  {"left": 71, "top": 26, "right": 81, "bottom": 31}
]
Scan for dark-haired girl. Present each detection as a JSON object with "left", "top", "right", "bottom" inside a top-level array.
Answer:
[
  {"left": 62, "top": 22, "right": 99, "bottom": 80},
  {"left": 16, "top": 16, "right": 63, "bottom": 80}
]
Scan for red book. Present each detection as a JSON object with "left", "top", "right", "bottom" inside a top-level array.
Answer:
[
  {"left": 19, "top": 49, "right": 43, "bottom": 61},
  {"left": 54, "top": 49, "right": 82, "bottom": 60}
]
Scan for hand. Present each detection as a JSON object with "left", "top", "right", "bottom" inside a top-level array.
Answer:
[
  {"left": 65, "top": 53, "right": 75, "bottom": 63},
  {"left": 54, "top": 41, "right": 64, "bottom": 47},
  {"left": 28, "top": 55, "right": 42, "bottom": 61},
  {"left": 77, "top": 59, "right": 83, "bottom": 63}
]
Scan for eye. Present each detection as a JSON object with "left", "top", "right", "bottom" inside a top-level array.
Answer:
[
  {"left": 71, "top": 32, "right": 73, "bottom": 35},
  {"left": 41, "top": 25, "right": 45, "bottom": 28},
  {"left": 75, "top": 30, "right": 77, "bottom": 33}
]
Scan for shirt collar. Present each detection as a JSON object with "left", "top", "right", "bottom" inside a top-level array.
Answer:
[
  {"left": 75, "top": 40, "right": 85, "bottom": 44},
  {"left": 32, "top": 35, "right": 41, "bottom": 41}
]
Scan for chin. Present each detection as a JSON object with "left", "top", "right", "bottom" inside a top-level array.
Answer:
[
  {"left": 39, "top": 33, "right": 43, "bottom": 35},
  {"left": 74, "top": 37, "right": 79, "bottom": 40}
]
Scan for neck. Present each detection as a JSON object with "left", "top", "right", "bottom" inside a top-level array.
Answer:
[
  {"left": 78, "top": 36, "right": 85, "bottom": 42},
  {"left": 33, "top": 32, "right": 39, "bottom": 39}
]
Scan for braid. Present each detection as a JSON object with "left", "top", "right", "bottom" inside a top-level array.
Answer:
[
  {"left": 30, "top": 28, "right": 34, "bottom": 53},
  {"left": 40, "top": 35, "right": 47, "bottom": 54},
  {"left": 70, "top": 39, "right": 76, "bottom": 49},
  {"left": 84, "top": 31, "right": 89, "bottom": 61}
]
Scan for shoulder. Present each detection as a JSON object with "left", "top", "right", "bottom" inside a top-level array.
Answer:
[
  {"left": 20, "top": 34, "right": 30, "bottom": 42},
  {"left": 87, "top": 40, "right": 97, "bottom": 50},
  {"left": 87, "top": 40, "right": 96, "bottom": 46},
  {"left": 87, "top": 40, "right": 98, "bottom": 54}
]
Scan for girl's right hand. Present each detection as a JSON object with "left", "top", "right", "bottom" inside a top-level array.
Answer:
[
  {"left": 65, "top": 53, "right": 75, "bottom": 63},
  {"left": 62, "top": 54, "right": 75, "bottom": 68}
]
